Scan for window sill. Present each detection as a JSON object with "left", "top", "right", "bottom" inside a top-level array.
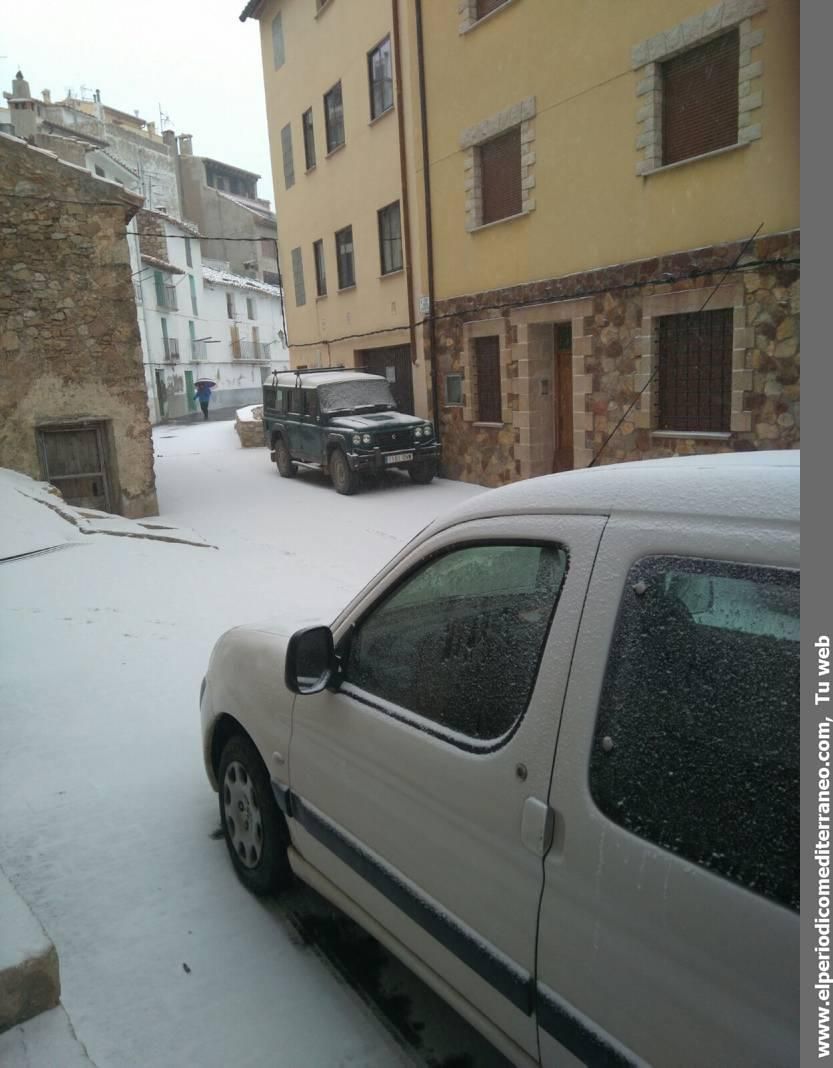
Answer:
[
  {"left": 369, "top": 106, "right": 395, "bottom": 128},
  {"left": 379, "top": 268, "right": 404, "bottom": 280},
  {"left": 640, "top": 141, "right": 748, "bottom": 178},
  {"left": 473, "top": 421, "right": 504, "bottom": 429},
  {"left": 651, "top": 430, "right": 732, "bottom": 441},
  {"left": 337, "top": 284, "right": 356, "bottom": 293},
  {"left": 445, "top": 403, "right": 464, "bottom": 409},
  {"left": 460, "top": 0, "right": 518, "bottom": 35},
  {"left": 325, "top": 142, "right": 346, "bottom": 160},
  {"left": 467, "top": 210, "right": 530, "bottom": 234},
  {"left": 314, "top": 0, "right": 335, "bottom": 17},
  {"left": 305, "top": 165, "right": 317, "bottom": 175},
  {"left": 315, "top": 293, "right": 328, "bottom": 302}
]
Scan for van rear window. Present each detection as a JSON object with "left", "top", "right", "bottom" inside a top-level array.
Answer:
[{"left": 589, "top": 556, "right": 799, "bottom": 912}]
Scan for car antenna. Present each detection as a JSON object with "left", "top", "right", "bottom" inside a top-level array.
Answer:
[{"left": 588, "top": 222, "right": 764, "bottom": 468}]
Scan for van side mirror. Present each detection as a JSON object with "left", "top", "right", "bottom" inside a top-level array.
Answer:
[{"left": 285, "top": 625, "right": 335, "bottom": 695}]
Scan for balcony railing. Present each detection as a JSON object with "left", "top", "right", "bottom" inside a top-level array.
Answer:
[
  {"left": 163, "top": 337, "right": 180, "bottom": 361},
  {"left": 236, "top": 340, "right": 271, "bottom": 361}
]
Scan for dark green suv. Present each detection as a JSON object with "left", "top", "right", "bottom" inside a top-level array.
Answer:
[{"left": 262, "top": 368, "right": 441, "bottom": 495}]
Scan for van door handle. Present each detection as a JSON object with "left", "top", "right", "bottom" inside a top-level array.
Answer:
[{"left": 521, "top": 797, "right": 554, "bottom": 857}]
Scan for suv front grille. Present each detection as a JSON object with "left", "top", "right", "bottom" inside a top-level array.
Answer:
[{"left": 374, "top": 430, "right": 413, "bottom": 450}]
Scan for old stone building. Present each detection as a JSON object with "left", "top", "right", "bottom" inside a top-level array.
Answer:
[{"left": 0, "top": 132, "right": 159, "bottom": 517}]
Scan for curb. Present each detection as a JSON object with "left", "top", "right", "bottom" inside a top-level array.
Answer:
[{"left": 0, "top": 870, "right": 60, "bottom": 1033}]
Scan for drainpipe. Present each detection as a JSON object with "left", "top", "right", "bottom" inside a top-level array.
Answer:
[
  {"left": 391, "top": 0, "right": 417, "bottom": 376},
  {"left": 414, "top": 0, "right": 441, "bottom": 439}
]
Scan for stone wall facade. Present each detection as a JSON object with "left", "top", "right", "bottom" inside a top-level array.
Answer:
[
  {"left": 0, "top": 134, "right": 159, "bottom": 517},
  {"left": 433, "top": 229, "right": 799, "bottom": 486}
]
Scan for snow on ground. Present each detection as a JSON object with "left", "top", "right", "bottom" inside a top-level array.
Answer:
[{"left": 0, "top": 422, "right": 486, "bottom": 1068}]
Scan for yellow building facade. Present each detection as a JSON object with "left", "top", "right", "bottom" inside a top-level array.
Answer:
[
  {"left": 247, "top": 0, "right": 431, "bottom": 416},
  {"left": 245, "top": 0, "right": 799, "bottom": 484}
]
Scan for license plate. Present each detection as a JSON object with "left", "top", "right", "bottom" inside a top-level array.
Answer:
[{"left": 385, "top": 452, "right": 413, "bottom": 464}]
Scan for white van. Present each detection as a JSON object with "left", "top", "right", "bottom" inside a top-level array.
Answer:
[{"left": 200, "top": 451, "right": 799, "bottom": 1067}]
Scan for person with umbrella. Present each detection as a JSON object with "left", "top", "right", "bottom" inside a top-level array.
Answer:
[{"left": 194, "top": 378, "right": 216, "bottom": 421}]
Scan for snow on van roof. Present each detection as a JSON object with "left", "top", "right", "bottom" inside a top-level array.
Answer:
[
  {"left": 272, "top": 370, "right": 383, "bottom": 388},
  {"left": 432, "top": 450, "right": 800, "bottom": 529}
]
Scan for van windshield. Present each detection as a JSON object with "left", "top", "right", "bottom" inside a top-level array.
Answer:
[{"left": 318, "top": 379, "right": 396, "bottom": 414}]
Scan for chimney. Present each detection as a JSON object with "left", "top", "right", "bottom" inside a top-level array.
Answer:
[
  {"left": 12, "top": 71, "right": 32, "bottom": 100},
  {"left": 162, "top": 128, "right": 177, "bottom": 150},
  {"left": 147, "top": 121, "right": 156, "bottom": 136},
  {"left": 178, "top": 133, "right": 193, "bottom": 156},
  {"left": 41, "top": 89, "right": 51, "bottom": 104}
]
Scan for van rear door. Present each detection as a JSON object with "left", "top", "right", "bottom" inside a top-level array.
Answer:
[{"left": 536, "top": 512, "right": 799, "bottom": 1067}]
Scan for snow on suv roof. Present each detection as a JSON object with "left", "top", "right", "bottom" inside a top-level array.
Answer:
[
  {"left": 437, "top": 450, "right": 800, "bottom": 528},
  {"left": 273, "top": 371, "right": 383, "bottom": 389}
]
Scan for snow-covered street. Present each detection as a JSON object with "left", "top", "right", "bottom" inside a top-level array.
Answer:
[{"left": 0, "top": 421, "right": 503, "bottom": 1067}]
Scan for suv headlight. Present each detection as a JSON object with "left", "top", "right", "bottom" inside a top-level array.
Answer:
[
  {"left": 423, "top": 424, "right": 433, "bottom": 438},
  {"left": 414, "top": 426, "right": 423, "bottom": 439},
  {"left": 362, "top": 433, "right": 372, "bottom": 445},
  {"left": 352, "top": 433, "right": 362, "bottom": 446}
]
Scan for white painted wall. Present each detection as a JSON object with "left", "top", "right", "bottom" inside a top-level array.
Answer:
[{"left": 132, "top": 220, "right": 287, "bottom": 422}]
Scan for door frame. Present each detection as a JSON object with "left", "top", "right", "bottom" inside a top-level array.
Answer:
[{"left": 35, "top": 419, "right": 116, "bottom": 513}]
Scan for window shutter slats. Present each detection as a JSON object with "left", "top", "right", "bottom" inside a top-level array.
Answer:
[
  {"left": 480, "top": 127, "right": 522, "bottom": 225},
  {"left": 662, "top": 30, "right": 739, "bottom": 166}
]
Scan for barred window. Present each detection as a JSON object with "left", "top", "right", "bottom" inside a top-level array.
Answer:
[
  {"left": 280, "top": 123, "right": 294, "bottom": 189},
  {"left": 480, "top": 127, "right": 522, "bottom": 225},
  {"left": 662, "top": 30, "right": 739, "bottom": 166},
  {"left": 291, "top": 246, "right": 306, "bottom": 307},
  {"left": 324, "top": 82, "right": 345, "bottom": 153},
  {"left": 658, "top": 309, "right": 732, "bottom": 433},
  {"left": 368, "top": 37, "right": 393, "bottom": 120},
  {"left": 302, "top": 108, "right": 316, "bottom": 171},
  {"left": 474, "top": 336, "right": 502, "bottom": 423},
  {"left": 377, "top": 201, "right": 402, "bottom": 275},
  {"left": 313, "top": 239, "right": 327, "bottom": 297},
  {"left": 335, "top": 226, "right": 355, "bottom": 289}
]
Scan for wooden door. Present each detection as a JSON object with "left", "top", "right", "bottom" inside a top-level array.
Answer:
[
  {"left": 37, "top": 423, "right": 112, "bottom": 512},
  {"left": 361, "top": 345, "right": 414, "bottom": 413},
  {"left": 552, "top": 323, "right": 574, "bottom": 473}
]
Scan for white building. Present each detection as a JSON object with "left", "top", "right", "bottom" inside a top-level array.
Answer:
[{"left": 130, "top": 210, "right": 288, "bottom": 423}]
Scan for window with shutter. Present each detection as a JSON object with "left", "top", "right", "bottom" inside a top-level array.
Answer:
[
  {"left": 474, "top": 336, "right": 502, "bottom": 423},
  {"left": 657, "top": 309, "right": 733, "bottom": 432},
  {"left": 335, "top": 226, "right": 355, "bottom": 289},
  {"left": 324, "top": 82, "right": 345, "bottom": 153},
  {"left": 480, "top": 127, "right": 522, "bottom": 225},
  {"left": 368, "top": 37, "right": 393, "bottom": 121},
  {"left": 302, "top": 108, "right": 316, "bottom": 170},
  {"left": 291, "top": 247, "right": 306, "bottom": 307},
  {"left": 280, "top": 123, "right": 295, "bottom": 189},
  {"left": 313, "top": 239, "right": 327, "bottom": 297},
  {"left": 662, "top": 30, "right": 739, "bottom": 166},
  {"left": 272, "top": 13, "right": 285, "bottom": 70}
]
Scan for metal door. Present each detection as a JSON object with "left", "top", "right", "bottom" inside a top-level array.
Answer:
[
  {"left": 361, "top": 345, "right": 414, "bottom": 413},
  {"left": 37, "top": 423, "right": 112, "bottom": 512}
]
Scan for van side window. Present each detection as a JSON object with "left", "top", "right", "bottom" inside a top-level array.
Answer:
[
  {"left": 304, "top": 391, "right": 319, "bottom": 419},
  {"left": 345, "top": 543, "right": 568, "bottom": 743},
  {"left": 288, "top": 389, "right": 303, "bottom": 415},
  {"left": 589, "top": 556, "right": 799, "bottom": 911}
]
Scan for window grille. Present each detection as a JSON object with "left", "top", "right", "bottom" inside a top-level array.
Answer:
[
  {"left": 657, "top": 309, "right": 733, "bottom": 432},
  {"left": 474, "top": 336, "right": 502, "bottom": 422}
]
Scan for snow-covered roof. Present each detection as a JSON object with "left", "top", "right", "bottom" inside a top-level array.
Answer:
[
  {"left": 216, "top": 189, "right": 276, "bottom": 223},
  {"left": 437, "top": 451, "right": 800, "bottom": 530},
  {"left": 0, "top": 131, "right": 143, "bottom": 206},
  {"left": 273, "top": 370, "right": 381, "bottom": 389},
  {"left": 202, "top": 265, "right": 281, "bottom": 297}
]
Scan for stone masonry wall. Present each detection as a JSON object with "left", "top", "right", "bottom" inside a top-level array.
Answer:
[
  {"left": 0, "top": 135, "right": 159, "bottom": 517},
  {"left": 433, "top": 230, "right": 799, "bottom": 486}
]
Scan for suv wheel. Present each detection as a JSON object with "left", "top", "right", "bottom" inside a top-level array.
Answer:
[
  {"left": 218, "top": 734, "right": 291, "bottom": 896},
  {"left": 274, "top": 437, "right": 297, "bottom": 479},
  {"left": 409, "top": 460, "right": 436, "bottom": 485},
  {"left": 330, "top": 448, "right": 358, "bottom": 496}
]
